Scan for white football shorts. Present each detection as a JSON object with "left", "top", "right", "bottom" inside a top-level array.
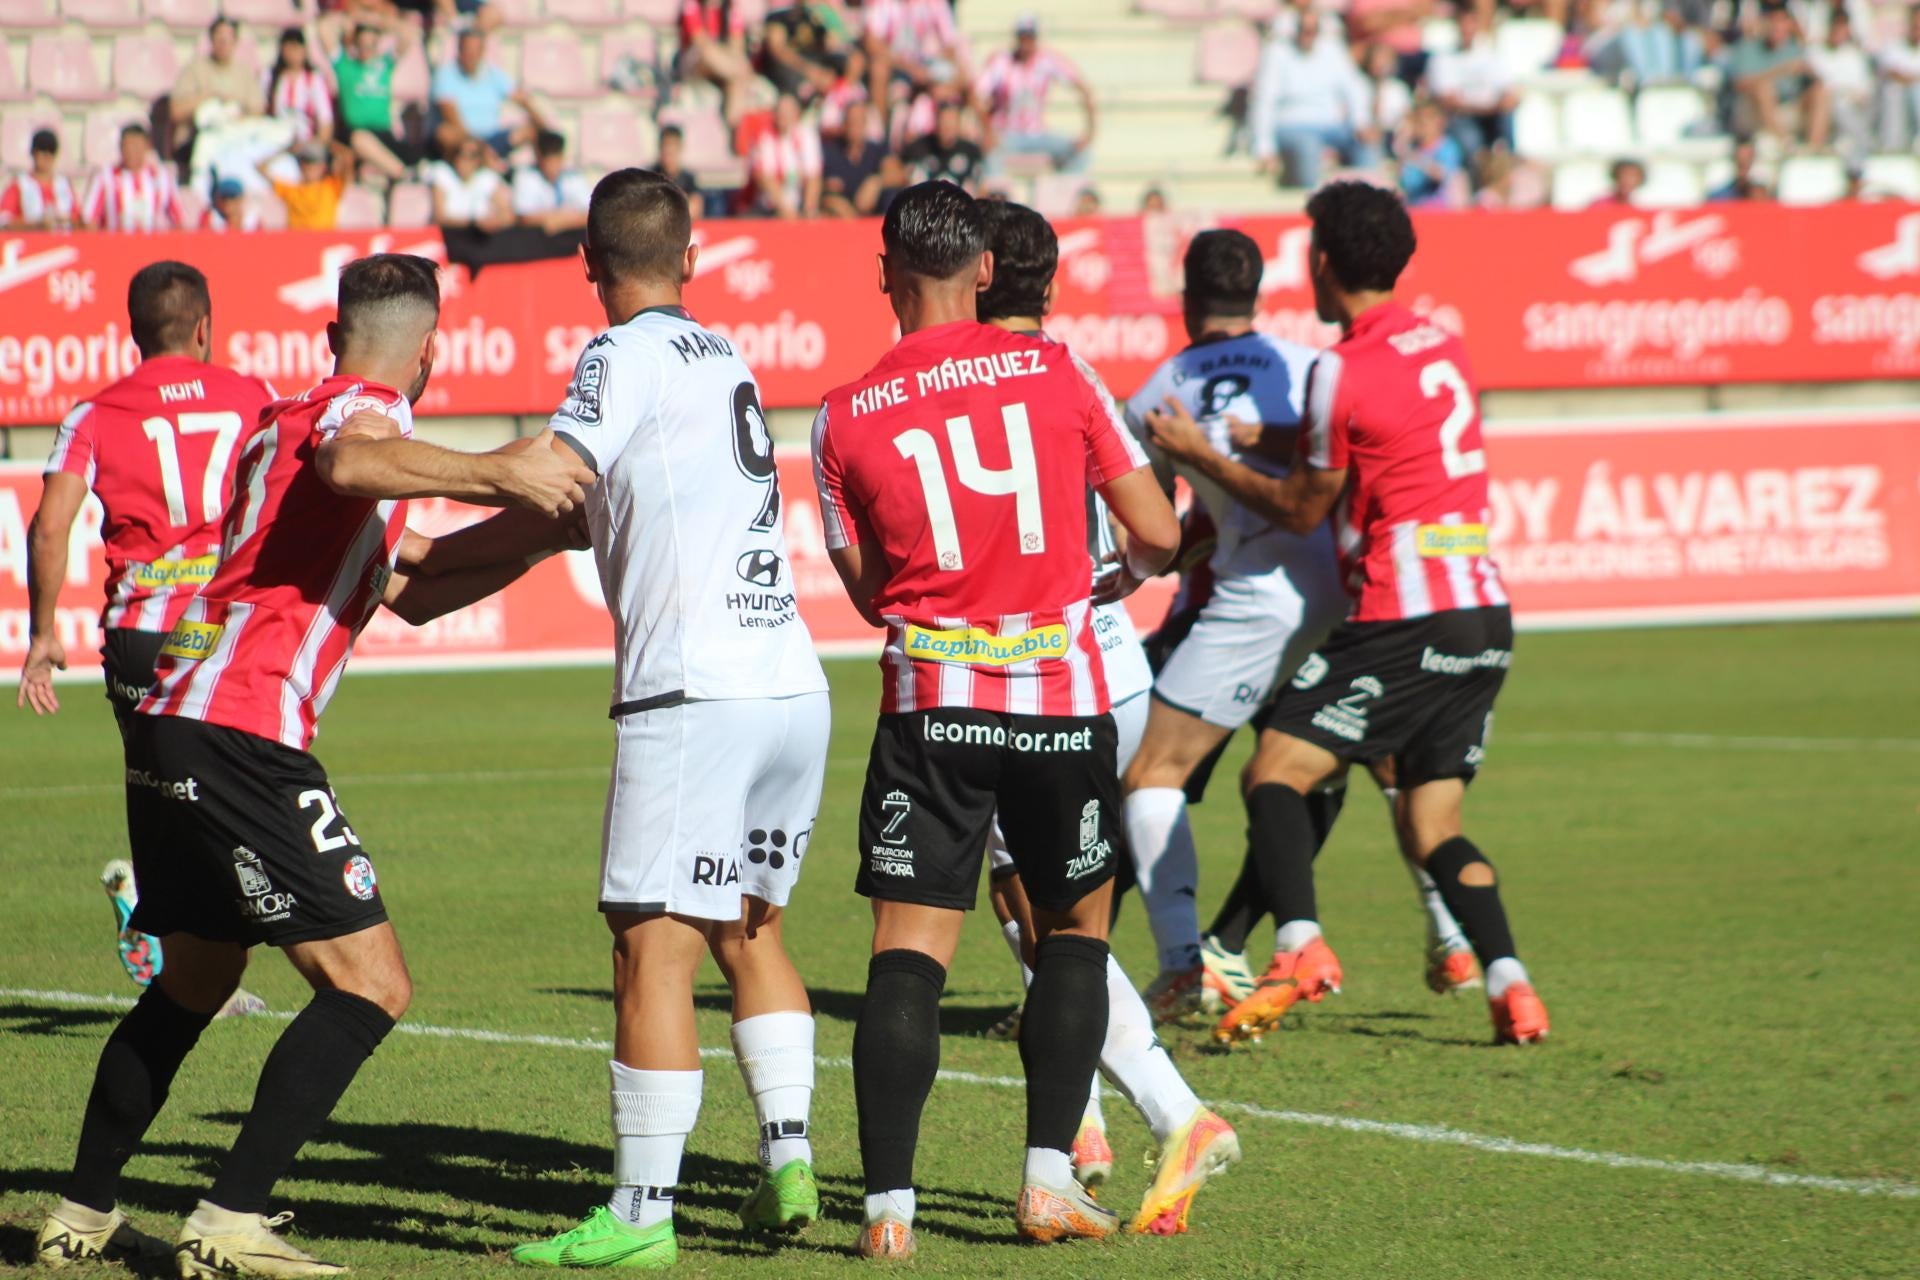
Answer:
[
  {"left": 599, "top": 691, "right": 831, "bottom": 922},
  {"left": 987, "top": 688, "right": 1148, "bottom": 876}
]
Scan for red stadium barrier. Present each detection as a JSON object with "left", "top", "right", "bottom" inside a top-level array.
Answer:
[
  {"left": 5, "top": 418, "right": 1915, "bottom": 683},
  {"left": 3, "top": 203, "right": 1919, "bottom": 424}
]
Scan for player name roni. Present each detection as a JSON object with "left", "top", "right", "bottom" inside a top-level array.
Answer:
[{"left": 847, "top": 349, "right": 1048, "bottom": 416}]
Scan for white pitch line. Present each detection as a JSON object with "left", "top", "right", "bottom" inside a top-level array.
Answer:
[{"left": 3, "top": 987, "right": 1912, "bottom": 1201}]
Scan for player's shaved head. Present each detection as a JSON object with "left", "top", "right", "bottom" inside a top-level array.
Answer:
[
  {"left": 1183, "top": 229, "right": 1263, "bottom": 318},
  {"left": 127, "top": 261, "right": 211, "bottom": 359},
  {"left": 1306, "top": 181, "right": 1416, "bottom": 294},
  {"left": 975, "top": 201, "right": 1055, "bottom": 323},
  {"left": 883, "top": 181, "right": 987, "bottom": 282},
  {"left": 332, "top": 253, "right": 441, "bottom": 402},
  {"left": 585, "top": 168, "right": 692, "bottom": 288}
]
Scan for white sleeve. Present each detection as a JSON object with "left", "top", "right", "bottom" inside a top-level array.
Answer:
[{"left": 547, "top": 330, "right": 656, "bottom": 474}]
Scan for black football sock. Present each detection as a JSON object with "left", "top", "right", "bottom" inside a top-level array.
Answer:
[
  {"left": 207, "top": 989, "right": 394, "bottom": 1214},
  {"left": 1423, "top": 837, "right": 1518, "bottom": 967},
  {"left": 1245, "top": 783, "right": 1319, "bottom": 926},
  {"left": 65, "top": 985, "right": 214, "bottom": 1212},
  {"left": 1205, "top": 854, "right": 1262, "bottom": 953},
  {"left": 853, "top": 949, "right": 946, "bottom": 1195},
  {"left": 1306, "top": 781, "right": 1348, "bottom": 853},
  {"left": 1018, "top": 935, "right": 1110, "bottom": 1156}
]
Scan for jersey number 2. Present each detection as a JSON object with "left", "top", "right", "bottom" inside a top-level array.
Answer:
[
  {"left": 730, "top": 382, "right": 781, "bottom": 532},
  {"left": 893, "top": 404, "right": 1045, "bottom": 572},
  {"left": 1419, "top": 360, "right": 1486, "bottom": 480},
  {"left": 141, "top": 411, "right": 245, "bottom": 525}
]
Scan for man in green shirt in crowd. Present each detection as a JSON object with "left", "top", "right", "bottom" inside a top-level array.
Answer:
[{"left": 323, "top": 19, "right": 421, "bottom": 181}]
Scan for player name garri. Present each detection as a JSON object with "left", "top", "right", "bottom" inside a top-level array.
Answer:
[{"left": 847, "top": 349, "right": 1048, "bottom": 417}]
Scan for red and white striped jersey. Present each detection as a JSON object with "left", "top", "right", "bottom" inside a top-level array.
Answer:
[
  {"left": 140, "top": 376, "right": 413, "bottom": 751},
  {"left": 751, "top": 123, "right": 822, "bottom": 209},
  {"left": 0, "top": 173, "right": 77, "bottom": 226},
  {"left": 81, "top": 162, "right": 184, "bottom": 232},
  {"left": 864, "top": 0, "right": 960, "bottom": 62},
  {"left": 45, "top": 356, "right": 276, "bottom": 634},
  {"left": 975, "top": 48, "right": 1079, "bottom": 135},
  {"left": 813, "top": 321, "right": 1149, "bottom": 716},
  {"left": 1299, "top": 302, "right": 1508, "bottom": 623},
  {"left": 270, "top": 67, "right": 335, "bottom": 142}
]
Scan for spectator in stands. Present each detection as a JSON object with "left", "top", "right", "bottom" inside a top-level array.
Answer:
[
  {"left": 1590, "top": 157, "right": 1647, "bottom": 206},
  {"left": 81, "top": 123, "right": 184, "bottom": 232},
  {"left": 1724, "top": 7, "right": 1830, "bottom": 148},
  {"left": 261, "top": 139, "right": 352, "bottom": 230},
  {"left": 1877, "top": 5, "right": 1920, "bottom": 151},
  {"left": 1249, "top": 10, "right": 1375, "bottom": 190},
  {"left": 1071, "top": 186, "right": 1101, "bottom": 216},
  {"left": 174, "top": 17, "right": 292, "bottom": 193},
  {"left": 818, "top": 51, "right": 871, "bottom": 137},
  {"left": 0, "top": 129, "right": 77, "bottom": 230},
  {"left": 871, "top": 151, "right": 911, "bottom": 214},
  {"left": 751, "top": 92, "right": 824, "bottom": 219},
  {"left": 429, "top": 134, "right": 513, "bottom": 229},
  {"left": 1709, "top": 136, "right": 1770, "bottom": 200},
  {"left": 325, "top": 21, "right": 421, "bottom": 181},
  {"left": 1474, "top": 148, "right": 1548, "bottom": 207},
  {"left": 678, "top": 0, "right": 758, "bottom": 125},
  {"left": 432, "top": 28, "right": 541, "bottom": 162},
  {"left": 1359, "top": 41, "right": 1414, "bottom": 153},
  {"left": 821, "top": 96, "right": 885, "bottom": 216},
  {"left": 200, "top": 175, "right": 263, "bottom": 231},
  {"left": 655, "top": 124, "right": 707, "bottom": 217},
  {"left": 1345, "top": 0, "right": 1437, "bottom": 83},
  {"left": 864, "top": 0, "right": 971, "bottom": 126},
  {"left": 267, "top": 28, "right": 335, "bottom": 148},
  {"left": 435, "top": 0, "right": 502, "bottom": 36},
  {"left": 902, "top": 99, "right": 987, "bottom": 190},
  {"left": 762, "top": 2, "right": 854, "bottom": 103},
  {"left": 1428, "top": 9, "right": 1519, "bottom": 158},
  {"left": 1617, "top": 0, "right": 1707, "bottom": 85},
  {"left": 513, "top": 129, "right": 590, "bottom": 232},
  {"left": 1394, "top": 98, "right": 1466, "bottom": 206},
  {"left": 1140, "top": 185, "right": 1169, "bottom": 213},
  {"left": 975, "top": 15, "right": 1097, "bottom": 175},
  {"left": 1810, "top": 10, "right": 1874, "bottom": 163}
]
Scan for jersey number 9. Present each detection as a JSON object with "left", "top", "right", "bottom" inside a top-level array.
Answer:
[{"left": 731, "top": 381, "right": 781, "bottom": 532}]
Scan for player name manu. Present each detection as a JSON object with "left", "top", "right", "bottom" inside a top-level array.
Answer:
[{"left": 847, "top": 350, "right": 1048, "bottom": 417}]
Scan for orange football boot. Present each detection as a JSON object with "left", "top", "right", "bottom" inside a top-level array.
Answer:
[
  {"left": 1014, "top": 1181, "right": 1118, "bottom": 1244},
  {"left": 856, "top": 1214, "right": 915, "bottom": 1260},
  {"left": 1213, "top": 936, "right": 1343, "bottom": 1044},
  {"left": 1490, "top": 982, "right": 1550, "bottom": 1044}
]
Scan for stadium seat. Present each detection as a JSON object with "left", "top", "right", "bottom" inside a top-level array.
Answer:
[
  {"left": 1031, "top": 172, "right": 1089, "bottom": 219},
  {"left": 1494, "top": 18, "right": 1562, "bottom": 79},
  {"left": 392, "top": 44, "right": 431, "bottom": 103},
  {"left": 144, "top": 0, "right": 216, "bottom": 29},
  {"left": 1137, "top": 0, "right": 1214, "bottom": 20},
  {"left": 176, "top": 185, "right": 205, "bottom": 225},
  {"left": 1775, "top": 154, "right": 1848, "bottom": 205},
  {"left": 113, "top": 34, "right": 181, "bottom": 102},
  {"left": 335, "top": 183, "right": 385, "bottom": 229},
  {"left": 520, "top": 32, "right": 595, "bottom": 99},
  {"left": 258, "top": 193, "right": 288, "bottom": 229},
  {"left": 579, "top": 98, "right": 653, "bottom": 169},
  {"left": 1216, "top": 0, "right": 1281, "bottom": 19},
  {"left": 1637, "top": 159, "right": 1704, "bottom": 207},
  {"left": 1195, "top": 22, "right": 1260, "bottom": 88},
  {"left": 546, "top": 0, "right": 622, "bottom": 23},
  {"left": 599, "top": 29, "right": 658, "bottom": 89},
  {"left": 1559, "top": 86, "right": 1633, "bottom": 154},
  {"left": 494, "top": 0, "right": 542, "bottom": 25},
  {"left": 1633, "top": 84, "right": 1709, "bottom": 149},
  {"left": 1549, "top": 157, "right": 1612, "bottom": 209},
  {"left": 1861, "top": 153, "right": 1920, "bottom": 200},
  {"left": 30, "top": 35, "right": 109, "bottom": 103},
  {"left": 1512, "top": 90, "right": 1558, "bottom": 157},
  {"left": 0, "top": 110, "right": 69, "bottom": 166},
  {"left": 0, "top": 0, "right": 59, "bottom": 27},
  {"left": 0, "top": 49, "right": 25, "bottom": 102},
  {"left": 622, "top": 0, "right": 679, "bottom": 21},
  {"left": 660, "top": 106, "right": 730, "bottom": 170},
  {"left": 219, "top": 0, "right": 300, "bottom": 25},
  {"left": 85, "top": 105, "right": 150, "bottom": 166},
  {"left": 68, "top": 0, "right": 145, "bottom": 25},
  {"left": 731, "top": 0, "right": 767, "bottom": 23},
  {"left": 388, "top": 180, "right": 432, "bottom": 227}
]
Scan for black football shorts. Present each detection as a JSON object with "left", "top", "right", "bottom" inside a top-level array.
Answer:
[
  {"left": 101, "top": 628, "right": 166, "bottom": 739},
  {"left": 856, "top": 709, "right": 1124, "bottom": 914},
  {"left": 122, "top": 715, "right": 390, "bottom": 947},
  {"left": 1256, "top": 605, "right": 1514, "bottom": 790}
]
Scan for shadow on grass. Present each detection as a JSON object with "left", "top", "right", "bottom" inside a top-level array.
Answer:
[
  {"left": 538, "top": 986, "right": 1019, "bottom": 1038},
  {"left": 0, "top": 1001, "right": 123, "bottom": 1038}
]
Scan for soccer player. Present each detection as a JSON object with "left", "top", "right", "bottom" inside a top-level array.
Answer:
[
  {"left": 17, "top": 262, "right": 273, "bottom": 1010},
  {"left": 508, "top": 170, "right": 833, "bottom": 1271},
  {"left": 1117, "top": 229, "right": 1350, "bottom": 1023},
  {"left": 812, "top": 181, "right": 1180, "bottom": 1257},
  {"left": 1145, "top": 181, "right": 1550, "bottom": 1047},
  {"left": 36, "top": 252, "right": 597, "bottom": 1275},
  {"left": 973, "top": 199, "right": 1239, "bottom": 1237}
]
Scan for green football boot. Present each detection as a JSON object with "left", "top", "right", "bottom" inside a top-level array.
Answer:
[
  {"left": 737, "top": 1160, "right": 819, "bottom": 1233},
  {"left": 512, "top": 1207, "right": 676, "bottom": 1269}
]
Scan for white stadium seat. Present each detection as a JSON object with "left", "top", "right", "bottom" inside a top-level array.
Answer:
[
  {"left": 1636, "top": 160, "right": 1704, "bottom": 208},
  {"left": 1512, "top": 90, "right": 1559, "bottom": 158},
  {"left": 1775, "top": 154, "right": 1848, "bottom": 205},
  {"left": 1559, "top": 86, "right": 1634, "bottom": 155},
  {"left": 1494, "top": 18, "right": 1563, "bottom": 80},
  {"left": 1549, "top": 157, "right": 1612, "bottom": 209},
  {"left": 1860, "top": 154, "right": 1920, "bottom": 200},
  {"left": 1633, "top": 85, "right": 1709, "bottom": 149}
]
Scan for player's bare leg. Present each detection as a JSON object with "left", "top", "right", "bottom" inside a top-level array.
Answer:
[
  {"left": 1396, "top": 781, "right": 1548, "bottom": 1043},
  {"left": 1122, "top": 700, "right": 1231, "bottom": 1021},
  {"left": 706, "top": 901, "right": 820, "bottom": 1233}
]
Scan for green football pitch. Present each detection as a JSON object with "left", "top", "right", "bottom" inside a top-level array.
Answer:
[{"left": 3, "top": 620, "right": 1916, "bottom": 1278}]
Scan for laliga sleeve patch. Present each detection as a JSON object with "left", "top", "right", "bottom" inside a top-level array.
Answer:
[{"left": 567, "top": 354, "right": 608, "bottom": 424}]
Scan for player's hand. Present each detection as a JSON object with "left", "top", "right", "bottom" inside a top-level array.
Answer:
[
  {"left": 1145, "top": 395, "right": 1209, "bottom": 461},
  {"left": 337, "top": 408, "right": 403, "bottom": 442},
  {"left": 499, "top": 428, "right": 595, "bottom": 517},
  {"left": 559, "top": 505, "right": 592, "bottom": 551},
  {"left": 17, "top": 635, "right": 66, "bottom": 716},
  {"left": 1224, "top": 413, "right": 1264, "bottom": 451},
  {"left": 1090, "top": 551, "right": 1144, "bottom": 605}
]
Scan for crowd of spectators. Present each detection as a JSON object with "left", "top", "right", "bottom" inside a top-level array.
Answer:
[{"left": 1243, "top": 0, "right": 1920, "bottom": 205}]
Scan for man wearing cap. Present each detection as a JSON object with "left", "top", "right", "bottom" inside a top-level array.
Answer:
[
  {"left": 199, "top": 177, "right": 263, "bottom": 232},
  {"left": 0, "top": 129, "right": 77, "bottom": 230},
  {"left": 258, "top": 140, "right": 353, "bottom": 231},
  {"left": 974, "top": 14, "right": 1096, "bottom": 175}
]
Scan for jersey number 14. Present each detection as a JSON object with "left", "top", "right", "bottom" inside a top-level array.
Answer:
[{"left": 893, "top": 403, "right": 1045, "bottom": 572}]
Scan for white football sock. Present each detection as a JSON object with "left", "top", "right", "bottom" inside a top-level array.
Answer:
[
  {"left": 1125, "top": 787, "right": 1202, "bottom": 971},
  {"left": 864, "top": 1189, "right": 915, "bottom": 1225},
  {"left": 1098, "top": 953, "right": 1201, "bottom": 1143},
  {"left": 1083, "top": 1072, "right": 1105, "bottom": 1129},
  {"left": 1275, "top": 919, "right": 1323, "bottom": 954},
  {"left": 1485, "top": 957, "right": 1531, "bottom": 999},
  {"left": 1023, "top": 1146, "right": 1073, "bottom": 1187},
  {"left": 1380, "top": 786, "right": 1471, "bottom": 951},
  {"left": 1000, "top": 918, "right": 1034, "bottom": 988},
  {"left": 730, "top": 1011, "right": 814, "bottom": 1170},
  {"left": 608, "top": 1062, "right": 702, "bottom": 1230}
]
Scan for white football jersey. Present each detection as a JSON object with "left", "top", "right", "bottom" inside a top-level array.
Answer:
[
  {"left": 549, "top": 305, "right": 829, "bottom": 713},
  {"left": 1063, "top": 344, "right": 1152, "bottom": 707},
  {"left": 1126, "top": 331, "right": 1332, "bottom": 580}
]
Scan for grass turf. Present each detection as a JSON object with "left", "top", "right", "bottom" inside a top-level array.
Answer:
[{"left": 2, "top": 620, "right": 1916, "bottom": 1278}]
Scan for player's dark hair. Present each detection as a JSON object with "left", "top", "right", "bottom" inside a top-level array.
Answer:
[
  {"left": 127, "top": 261, "right": 211, "bottom": 358},
  {"left": 1304, "top": 180, "right": 1417, "bottom": 293},
  {"left": 882, "top": 180, "right": 986, "bottom": 281},
  {"left": 975, "top": 201, "right": 1055, "bottom": 323},
  {"left": 586, "top": 168, "right": 691, "bottom": 286},
  {"left": 336, "top": 253, "right": 441, "bottom": 343},
  {"left": 536, "top": 129, "right": 566, "bottom": 158},
  {"left": 31, "top": 129, "right": 58, "bottom": 156},
  {"left": 1183, "top": 229, "right": 1262, "bottom": 315}
]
